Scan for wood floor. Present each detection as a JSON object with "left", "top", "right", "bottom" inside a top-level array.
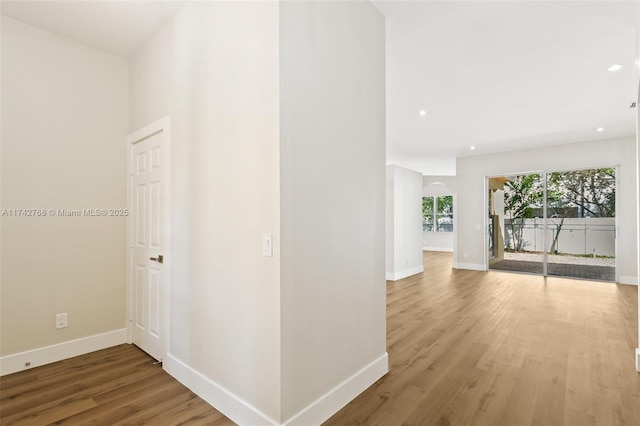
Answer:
[
  {"left": 1, "top": 251, "right": 638, "bottom": 425},
  {"left": 0, "top": 344, "right": 233, "bottom": 425},
  {"left": 325, "top": 252, "right": 639, "bottom": 426}
]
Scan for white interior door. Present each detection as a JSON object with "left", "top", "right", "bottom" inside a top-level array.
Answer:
[{"left": 127, "top": 118, "right": 170, "bottom": 362}]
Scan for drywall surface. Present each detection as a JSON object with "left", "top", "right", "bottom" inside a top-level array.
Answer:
[
  {"left": 1, "top": 16, "right": 128, "bottom": 356},
  {"left": 279, "top": 0, "right": 387, "bottom": 421},
  {"left": 131, "top": 1, "right": 386, "bottom": 422},
  {"left": 130, "top": 1, "right": 281, "bottom": 420},
  {"left": 386, "top": 165, "right": 424, "bottom": 279},
  {"left": 423, "top": 232, "right": 454, "bottom": 252}
]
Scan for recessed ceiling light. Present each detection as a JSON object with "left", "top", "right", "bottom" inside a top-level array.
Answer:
[
  {"left": 419, "top": 110, "right": 427, "bottom": 116},
  {"left": 597, "top": 127, "right": 604, "bottom": 132},
  {"left": 470, "top": 146, "right": 476, "bottom": 150},
  {"left": 608, "top": 64, "right": 623, "bottom": 72}
]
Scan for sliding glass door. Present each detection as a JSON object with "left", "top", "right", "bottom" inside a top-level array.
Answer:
[
  {"left": 488, "top": 168, "right": 616, "bottom": 282},
  {"left": 489, "top": 173, "right": 545, "bottom": 275},
  {"left": 544, "top": 168, "right": 616, "bottom": 281}
]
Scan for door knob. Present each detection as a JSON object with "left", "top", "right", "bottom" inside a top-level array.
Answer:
[{"left": 150, "top": 255, "right": 164, "bottom": 264}]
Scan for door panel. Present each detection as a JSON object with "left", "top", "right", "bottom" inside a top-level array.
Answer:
[
  {"left": 136, "top": 185, "right": 146, "bottom": 246},
  {"left": 150, "top": 181, "right": 161, "bottom": 249},
  {"left": 128, "top": 120, "right": 169, "bottom": 362},
  {"left": 149, "top": 268, "right": 161, "bottom": 338},
  {"left": 135, "top": 265, "right": 146, "bottom": 329}
]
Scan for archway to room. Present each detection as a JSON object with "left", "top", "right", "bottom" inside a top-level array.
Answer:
[{"left": 422, "top": 181, "right": 457, "bottom": 262}]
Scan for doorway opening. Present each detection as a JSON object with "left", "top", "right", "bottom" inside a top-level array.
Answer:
[
  {"left": 488, "top": 167, "right": 616, "bottom": 282},
  {"left": 422, "top": 182, "right": 456, "bottom": 255}
]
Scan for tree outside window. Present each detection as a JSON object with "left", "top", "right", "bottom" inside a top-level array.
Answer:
[
  {"left": 423, "top": 195, "right": 453, "bottom": 232},
  {"left": 422, "top": 197, "right": 434, "bottom": 231}
]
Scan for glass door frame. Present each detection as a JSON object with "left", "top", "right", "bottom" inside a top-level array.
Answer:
[{"left": 485, "top": 165, "right": 619, "bottom": 282}]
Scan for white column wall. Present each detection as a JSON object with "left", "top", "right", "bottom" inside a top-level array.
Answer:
[
  {"left": 130, "top": 2, "right": 281, "bottom": 421},
  {"left": 131, "top": 1, "right": 387, "bottom": 423},
  {"left": 279, "top": 1, "right": 387, "bottom": 422},
  {"left": 386, "top": 165, "right": 425, "bottom": 280}
]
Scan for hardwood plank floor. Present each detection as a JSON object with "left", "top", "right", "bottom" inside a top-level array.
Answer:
[
  {"left": 0, "top": 345, "right": 234, "bottom": 425},
  {"left": 1, "top": 251, "right": 637, "bottom": 425},
  {"left": 325, "top": 251, "right": 639, "bottom": 426}
]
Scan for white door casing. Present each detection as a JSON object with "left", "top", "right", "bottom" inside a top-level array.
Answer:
[{"left": 127, "top": 117, "right": 170, "bottom": 362}]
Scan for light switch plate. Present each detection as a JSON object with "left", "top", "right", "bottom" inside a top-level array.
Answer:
[{"left": 262, "top": 234, "right": 273, "bottom": 257}]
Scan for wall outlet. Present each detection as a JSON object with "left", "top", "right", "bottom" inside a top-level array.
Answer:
[
  {"left": 56, "top": 313, "right": 68, "bottom": 329},
  {"left": 636, "top": 348, "right": 640, "bottom": 372},
  {"left": 463, "top": 253, "right": 469, "bottom": 259}
]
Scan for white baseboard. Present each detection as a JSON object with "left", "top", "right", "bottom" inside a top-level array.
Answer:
[
  {"left": 164, "top": 353, "right": 278, "bottom": 425},
  {"left": 0, "top": 328, "right": 127, "bottom": 376},
  {"left": 422, "top": 247, "right": 453, "bottom": 253},
  {"left": 165, "top": 352, "right": 388, "bottom": 426},
  {"left": 619, "top": 276, "right": 638, "bottom": 286},
  {"left": 283, "top": 352, "right": 388, "bottom": 426},
  {"left": 386, "top": 266, "right": 424, "bottom": 281},
  {"left": 452, "top": 262, "right": 486, "bottom": 271}
]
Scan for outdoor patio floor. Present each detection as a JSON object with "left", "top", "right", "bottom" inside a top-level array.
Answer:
[{"left": 490, "top": 260, "right": 616, "bottom": 282}]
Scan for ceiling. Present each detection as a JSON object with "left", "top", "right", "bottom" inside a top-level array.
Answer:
[
  {"left": 1, "top": 0, "right": 184, "bottom": 58},
  {"left": 374, "top": 0, "right": 639, "bottom": 175},
  {"left": 2, "top": 1, "right": 638, "bottom": 175}
]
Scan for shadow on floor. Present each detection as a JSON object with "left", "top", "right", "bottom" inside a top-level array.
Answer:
[{"left": 490, "top": 260, "right": 615, "bottom": 282}]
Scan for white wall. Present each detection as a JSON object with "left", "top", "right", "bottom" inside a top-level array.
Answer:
[
  {"left": 386, "top": 167, "right": 395, "bottom": 276},
  {"left": 456, "top": 137, "right": 638, "bottom": 283},
  {"left": 1, "top": 17, "right": 128, "bottom": 361},
  {"left": 130, "top": 2, "right": 282, "bottom": 422},
  {"left": 422, "top": 232, "right": 454, "bottom": 252},
  {"left": 386, "top": 165, "right": 424, "bottom": 280},
  {"left": 635, "top": 3, "right": 640, "bottom": 369},
  {"left": 279, "top": 1, "right": 387, "bottom": 422},
  {"left": 131, "top": 1, "right": 386, "bottom": 424}
]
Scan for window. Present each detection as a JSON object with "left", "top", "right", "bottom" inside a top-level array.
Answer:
[
  {"left": 422, "top": 197, "right": 435, "bottom": 231},
  {"left": 422, "top": 195, "right": 453, "bottom": 232}
]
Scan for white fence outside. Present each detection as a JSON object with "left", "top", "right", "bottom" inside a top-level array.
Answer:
[{"left": 503, "top": 217, "right": 615, "bottom": 257}]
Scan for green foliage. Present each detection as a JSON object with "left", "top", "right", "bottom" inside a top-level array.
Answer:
[
  {"left": 501, "top": 168, "right": 616, "bottom": 253},
  {"left": 504, "top": 174, "right": 543, "bottom": 219},
  {"left": 437, "top": 195, "right": 453, "bottom": 214},
  {"left": 504, "top": 174, "right": 543, "bottom": 251},
  {"left": 422, "top": 197, "right": 434, "bottom": 231},
  {"left": 422, "top": 196, "right": 434, "bottom": 217},
  {"left": 548, "top": 168, "right": 615, "bottom": 218},
  {"left": 423, "top": 196, "right": 453, "bottom": 232},
  {"left": 547, "top": 168, "right": 615, "bottom": 253}
]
